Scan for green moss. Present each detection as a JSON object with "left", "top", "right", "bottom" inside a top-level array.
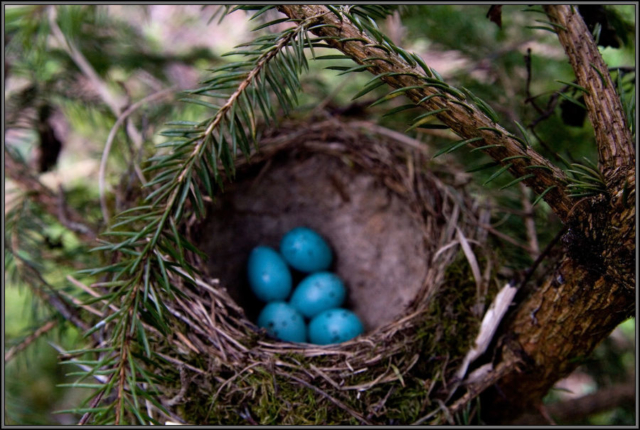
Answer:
[{"left": 172, "top": 248, "right": 500, "bottom": 425}]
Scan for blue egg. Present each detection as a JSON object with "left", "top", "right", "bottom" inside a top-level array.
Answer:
[
  {"left": 247, "top": 246, "right": 292, "bottom": 302},
  {"left": 257, "top": 302, "right": 307, "bottom": 342},
  {"left": 290, "top": 272, "right": 346, "bottom": 319},
  {"left": 308, "top": 309, "right": 364, "bottom": 345},
  {"left": 280, "top": 227, "right": 333, "bottom": 273}
]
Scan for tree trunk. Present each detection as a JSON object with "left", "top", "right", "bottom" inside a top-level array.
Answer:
[{"left": 278, "top": 5, "right": 635, "bottom": 422}]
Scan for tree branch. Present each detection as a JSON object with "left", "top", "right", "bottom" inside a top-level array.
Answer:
[
  {"left": 274, "top": 7, "right": 636, "bottom": 424},
  {"left": 4, "top": 319, "right": 59, "bottom": 362},
  {"left": 48, "top": 6, "right": 125, "bottom": 117},
  {"left": 544, "top": 6, "right": 635, "bottom": 184},
  {"left": 99, "top": 86, "right": 177, "bottom": 225},
  {"left": 278, "top": 4, "right": 574, "bottom": 221},
  {"left": 481, "top": 256, "right": 635, "bottom": 423},
  {"left": 5, "top": 149, "right": 98, "bottom": 243},
  {"left": 9, "top": 251, "right": 91, "bottom": 333},
  {"left": 514, "top": 381, "right": 636, "bottom": 425}
]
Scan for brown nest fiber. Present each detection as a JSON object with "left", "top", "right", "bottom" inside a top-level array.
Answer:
[{"left": 158, "top": 118, "right": 493, "bottom": 425}]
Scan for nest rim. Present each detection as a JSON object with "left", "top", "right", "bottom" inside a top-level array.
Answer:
[{"left": 172, "top": 118, "right": 486, "bottom": 362}]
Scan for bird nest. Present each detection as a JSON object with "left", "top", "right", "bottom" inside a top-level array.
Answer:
[{"left": 157, "top": 118, "right": 495, "bottom": 425}]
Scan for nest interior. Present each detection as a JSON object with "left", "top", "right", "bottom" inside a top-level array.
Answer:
[
  {"left": 195, "top": 146, "right": 428, "bottom": 331},
  {"left": 167, "top": 119, "right": 492, "bottom": 425}
]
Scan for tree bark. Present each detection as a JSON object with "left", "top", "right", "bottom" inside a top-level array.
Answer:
[
  {"left": 277, "top": 5, "right": 636, "bottom": 423},
  {"left": 279, "top": 4, "right": 574, "bottom": 221},
  {"left": 544, "top": 6, "right": 635, "bottom": 181}
]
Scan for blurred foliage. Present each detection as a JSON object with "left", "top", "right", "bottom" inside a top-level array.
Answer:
[{"left": 3, "top": 4, "right": 635, "bottom": 425}]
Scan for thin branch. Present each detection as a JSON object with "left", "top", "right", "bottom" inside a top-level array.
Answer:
[
  {"left": 544, "top": 6, "right": 635, "bottom": 183},
  {"left": 478, "top": 222, "right": 535, "bottom": 254},
  {"left": 141, "top": 14, "right": 327, "bottom": 261},
  {"left": 189, "top": 18, "right": 319, "bottom": 172},
  {"left": 10, "top": 252, "right": 90, "bottom": 332},
  {"left": 520, "top": 183, "right": 539, "bottom": 258},
  {"left": 5, "top": 149, "right": 98, "bottom": 242},
  {"left": 78, "top": 373, "right": 116, "bottom": 425},
  {"left": 307, "top": 74, "right": 355, "bottom": 119},
  {"left": 283, "top": 372, "right": 372, "bottom": 425},
  {"left": 517, "top": 224, "right": 568, "bottom": 292},
  {"left": 5, "top": 319, "right": 58, "bottom": 362},
  {"left": 278, "top": 5, "right": 574, "bottom": 221},
  {"left": 48, "top": 6, "right": 124, "bottom": 116},
  {"left": 349, "top": 120, "right": 440, "bottom": 153},
  {"left": 49, "top": 5, "right": 148, "bottom": 222},
  {"left": 99, "top": 86, "right": 178, "bottom": 225},
  {"left": 529, "top": 126, "right": 573, "bottom": 168},
  {"left": 524, "top": 48, "right": 544, "bottom": 116},
  {"left": 515, "top": 381, "right": 636, "bottom": 425},
  {"left": 57, "top": 185, "right": 97, "bottom": 239}
]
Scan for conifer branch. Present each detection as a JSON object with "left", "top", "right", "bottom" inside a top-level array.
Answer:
[
  {"left": 5, "top": 148, "right": 98, "bottom": 242},
  {"left": 47, "top": 6, "right": 125, "bottom": 117},
  {"left": 278, "top": 4, "right": 574, "bottom": 221},
  {"left": 544, "top": 6, "right": 635, "bottom": 185},
  {"left": 76, "top": 12, "right": 329, "bottom": 423},
  {"left": 100, "top": 86, "right": 178, "bottom": 225},
  {"left": 4, "top": 319, "right": 58, "bottom": 362}
]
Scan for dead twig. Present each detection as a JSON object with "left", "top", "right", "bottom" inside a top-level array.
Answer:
[
  {"left": 520, "top": 182, "right": 540, "bottom": 259},
  {"left": 78, "top": 373, "right": 116, "bottom": 425},
  {"left": 10, "top": 251, "right": 90, "bottom": 333},
  {"left": 48, "top": 7, "right": 124, "bottom": 116},
  {"left": 5, "top": 319, "right": 58, "bottom": 362},
  {"left": 98, "top": 86, "right": 177, "bottom": 224},
  {"left": 478, "top": 221, "right": 535, "bottom": 254},
  {"left": 5, "top": 149, "right": 97, "bottom": 242},
  {"left": 283, "top": 372, "right": 372, "bottom": 425},
  {"left": 515, "top": 381, "right": 636, "bottom": 425}
]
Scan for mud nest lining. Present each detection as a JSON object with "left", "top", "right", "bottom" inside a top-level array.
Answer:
[{"left": 161, "top": 119, "right": 490, "bottom": 424}]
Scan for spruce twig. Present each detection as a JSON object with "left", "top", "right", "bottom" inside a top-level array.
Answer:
[
  {"left": 77, "top": 11, "right": 329, "bottom": 423},
  {"left": 4, "top": 319, "right": 58, "bottom": 362},
  {"left": 278, "top": 4, "right": 574, "bottom": 221},
  {"left": 99, "top": 86, "right": 178, "bottom": 225}
]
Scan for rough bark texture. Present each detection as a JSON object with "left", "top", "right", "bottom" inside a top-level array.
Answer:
[
  {"left": 545, "top": 5, "right": 635, "bottom": 180},
  {"left": 279, "top": 4, "right": 574, "bottom": 221},
  {"left": 277, "top": 5, "right": 636, "bottom": 423}
]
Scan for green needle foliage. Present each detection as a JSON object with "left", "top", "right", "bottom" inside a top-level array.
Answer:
[
  {"left": 73, "top": 7, "right": 365, "bottom": 424},
  {"left": 566, "top": 157, "right": 608, "bottom": 198}
]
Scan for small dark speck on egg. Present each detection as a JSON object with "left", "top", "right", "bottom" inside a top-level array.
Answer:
[
  {"left": 329, "top": 292, "right": 335, "bottom": 298},
  {"left": 282, "top": 321, "right": 288, "bottom": 327}
]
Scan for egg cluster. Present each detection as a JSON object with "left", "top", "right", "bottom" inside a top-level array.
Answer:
[{"left": 248, "top": 227, "right": 364, "bottom": 345}]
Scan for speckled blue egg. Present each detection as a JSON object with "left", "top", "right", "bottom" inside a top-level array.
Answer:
[
  {"left": 257, "top": 302, "right": 307, "bottom": 343},
  {"left": 290, "top": 272, "right": 346, "bottom": 319},
  {"left": 247, "top": 246, "right": 292, "bottom": 302},
  {"left": 280, "top": 227, "right": 333, "bottom": 273},
  {"left": 308, "top": 309, "right": 364, "bottom": 345}
]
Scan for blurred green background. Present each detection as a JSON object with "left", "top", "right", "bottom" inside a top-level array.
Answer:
[{"left": 4, "top": 5, "right": 635, "bottom": 425}]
